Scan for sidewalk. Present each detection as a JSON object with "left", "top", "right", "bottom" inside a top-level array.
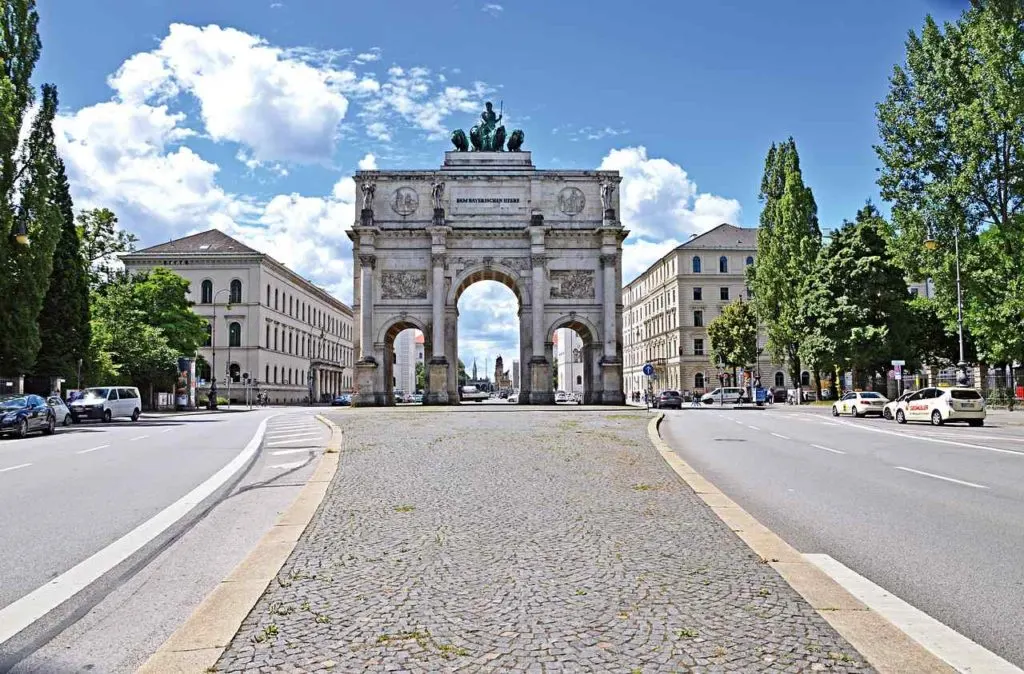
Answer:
[{"left": 212, "top": 408, "right": 872, "bottom": 672}]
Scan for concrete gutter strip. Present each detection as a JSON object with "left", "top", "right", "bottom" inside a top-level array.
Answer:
[
  {"left": 136, "top": 415, "right": 342, "bottom": 674},
  {"left": 647, "top": 413, "right": 956, "bottom": 674}
]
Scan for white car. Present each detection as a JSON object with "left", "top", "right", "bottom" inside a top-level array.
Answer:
[
  {"left": 894, "top": 387, "right": 986, "bottom": 427},
  {"left": 69, "top": 386, "right": 142, "bottom": 423},
  {"left": 701, "top": 387, "right": 746, "bottom": 405},
  {"left": 882, "top": 390, "right": 915, "bottom": 420},
  {"left": 46, "top": 396, "right": 73, "bottom": 426},
  {"left": 832, "top": 391, "right": 888, "bottom": 417},
  {"left": 554, "top": 390, "right": 569, "bottom": 403},
  {"left": 507, "top": 391, "right": 519, "bottom": 403}
]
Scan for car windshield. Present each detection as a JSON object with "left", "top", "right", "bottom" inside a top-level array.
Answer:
[
  {"left": 83, "top": 388, "right": 110, "bottom": 400},
  {"left": 0, "top": 396, "right": 27, "bottom": 409},
  {"left": 860, "top": 392, "right": 884, "bottom": 399},
  {"left": 663, "top": 391, "right": 679, "bottom": 396},
  {"left": 47, "top": 397, "right": 63, "bottom": 406},
  {"left": 899, "top": 391, "right": 915, "bottom": 401},
  {"left": 950, "top": 389, "right": 982, "bottom": 400}
]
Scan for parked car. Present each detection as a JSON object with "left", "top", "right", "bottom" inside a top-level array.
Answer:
[
  {"left": 331, "top": 394, "right": 351, "bottom": 406},
  {"left": 895, "top": 387, "right": 986, "bottom": 426},
  {"left": 701, "top": 387, "right": 747, "bottom": 405},
  {"left": 46, "top": 396, "right": 73, "bottom": 426},
  {"left": 0, "top": 394, "right": 57, "bottom": 438},
  {"left": 655, "top": 390, "right": 683, "bottom": 409},
  {"left": 508, "top": 391, "right": 519, "bottom": 403},
  {"left": 69, "top": 386, "right": 142, "bottom": 423},
  {"left": 882, "top": 390, "right": 915, "bottom": 420},
  {"left": 411, "top": 393, "right": 424, "bottom": 404},
  {"left": 459, "top": 386, "right": 489, "bottom": 402},
  {"left": 555, "top": 390, "right": 569, "bottom": 403},
  {"left": 831, "top": 391, "right": 888, "bottom": 417}
]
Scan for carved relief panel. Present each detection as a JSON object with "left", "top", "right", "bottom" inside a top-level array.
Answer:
[
  {"left": 549, "top": 270, "right": 596, "bottom": 300},
  {"left": 381, "top": 270, "right": 428, "bottom": 300}
]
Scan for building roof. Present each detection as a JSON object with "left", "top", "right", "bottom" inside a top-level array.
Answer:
[
  {"left": 131, "top": 229, "right": 262, "bottom": 256},
  {"left": 677, "top": 223, "right": 757, "bottom": 250}
]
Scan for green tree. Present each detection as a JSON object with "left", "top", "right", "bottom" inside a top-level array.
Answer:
[
  {"left": 35, "top": 157, "right": 91, "bottom": 382},
  {"left": 707, "top": 299, "right": 758, "bottom": 376},
  {"left": 0, "top": 82, "right": 63, "bottom": 375},
  {"left": 748, "top": 139, "right": 822, "bottom": 387},
  {"left": 77, "top": 208, "right": 137, "bottom": 288},
  {"left": 457, "top": 358, "right": 467, "bottom": 386},
  {"left": 414, "top": 361, "right": 425, "bottom": 391},
  {"left": 875, "top": 0, "right": 1024, "bottom": 370}
]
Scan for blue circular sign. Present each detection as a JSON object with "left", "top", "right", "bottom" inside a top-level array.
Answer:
[{"left": 642, "top": 363, "right": 655, "bottom": 377}]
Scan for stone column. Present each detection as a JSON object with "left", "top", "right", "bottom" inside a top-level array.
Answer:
[
  {"left": 598, "top": 253, "right": 625, "bottom": 405},
  {"left": 528, "top": 244, "right": 553, "bottom": 404},
  {"left": 426, "top": 246, "right": 450, "bottom": 405},
  {"left": 431, "top": 253, "right": 446, "bottom": 360},
  {"left": 357, "top": 254, "right": 376, "bottom": 362},
  {"left": 313, "top": 368, "right": 320, "bottom": 402}
]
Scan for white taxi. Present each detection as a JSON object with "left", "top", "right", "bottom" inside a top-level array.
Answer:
[
  {"left": 831, "top": 391, "right": 888, "bottom": 417},
  {"left": 894, "top": 387, "right": 986, "bottom": 427},
  {"left": 882, "top": 390, "right": 915, "bottom": 420}
]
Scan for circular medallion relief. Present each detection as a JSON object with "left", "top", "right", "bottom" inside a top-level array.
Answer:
[
  {"left": 557, "top": 187, "right": 586, "bottom": 216},
  {"left": 391, "top": 187, "right": 420, "bottom": 216}
]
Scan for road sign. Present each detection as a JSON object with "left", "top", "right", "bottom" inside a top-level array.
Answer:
[
  {"left": 642, "top": 363, "right": 655, "bottom": 377},
  {"left": 891, "top": 359, "right": 905, "bottom": 366}
]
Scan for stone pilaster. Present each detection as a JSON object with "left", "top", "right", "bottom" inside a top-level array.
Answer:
[{"left": 357, "top": 252, "right": 376, "bottom": 364}]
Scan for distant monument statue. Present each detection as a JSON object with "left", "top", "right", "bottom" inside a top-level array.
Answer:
[
  {"left": 450, "top": 101, "right": 525, "bottom": 152},
  {"left": 360, "top": 180, "right": 376, "bottom": 211}
]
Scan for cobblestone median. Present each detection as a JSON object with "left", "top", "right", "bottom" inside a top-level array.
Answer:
[{"left": 216, "top": 408, "right": 872, "bottom": 673}]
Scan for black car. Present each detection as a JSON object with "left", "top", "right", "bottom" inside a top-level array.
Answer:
[
  {"left": 0, "top": 394, "right": 57, "bottom": 438},
  {"left": 331, "top": 394, "right": 351, "bottom": 406},
  {"left": 655, "top": 390, "right": 683, "bottom": 409}
]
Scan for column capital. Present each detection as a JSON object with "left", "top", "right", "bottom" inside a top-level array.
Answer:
[
  {"left": 530, "top": 254, "right": 550, "bottom": 268},
  {"left": 431, "top": 253, "right": 447, "bottom": 268},
  {"left": 358, "top": 253, "right": 377, "bottom": 269},
  {"left": 599, "top": 253, "right": 618, "bottom": 267}
]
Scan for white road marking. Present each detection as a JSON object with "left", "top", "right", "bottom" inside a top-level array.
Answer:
[
  {"left": 0, "top": 414, "right": 279, "bottom": 646},
  {"left": 833, "top": 419, "right": 1024, "bottom": 456},
  {"left": 805, "top": 554, "right": 1022, "bottom": 673},
  {"left": 269, "top": 460, "right": 305, "bottom": 470},
  {"left": 810, "top": 444, "right": 845, "bottom": 455},
  {"left": 770, "top": 432, "right": 790, "bottom": 440},
  {"left": 129, "top": 435, "right": 149, "bottom": 441},
  {"left": 159, "top": 428, "right": 174, "bottom": 434},
  {"left": 747, "top": 425, "right": 760, "bottom": 431},
  {"left": 818, "top": 421, "right": 840, "bottom": 426},
  {"left": 76, "top": 445, "right": 109, "bottom": 455},
  {"left": 270, "top": 448, "right": 312, "bottom": 456},
  {"left": 895, "top": 466, "right": 988, "bottom": 490},
  {"left": 265, "top": 431, "right": 319, "bottom": 439},
  {"left": 0, "top": 463, "right": 32, "bottom": 473},
  {"left": 266, "top": 438, "right": 320, "bottom": 447}
]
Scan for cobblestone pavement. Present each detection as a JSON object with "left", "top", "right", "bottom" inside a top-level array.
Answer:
[{"left": 216, "top": 408, "right": 873, "bottom": 673}]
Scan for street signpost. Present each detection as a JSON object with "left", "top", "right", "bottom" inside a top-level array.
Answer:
[
  {"left": 892, "top": 359, "right": 905, "bottom": 396},
  {"left": 642, "top": 363, "right": 655, "bottom": 411}
]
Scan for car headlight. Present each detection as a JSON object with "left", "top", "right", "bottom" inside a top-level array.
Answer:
[{"left": 2, "top": 412, "right": 16, "bottom": 422}]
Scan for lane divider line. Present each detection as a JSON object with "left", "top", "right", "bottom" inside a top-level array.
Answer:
[
  {"left": 833, "top": 419, "right": 1024, "bottom": 457},
  {"left": 811, "top": 444, "right": 846, "bottom": 455},
  {"left": 894, "top": 466, "right": 988, "bottom": 490},
  {"left": 0, "top": 415, "right": 279, "bottom": 646},
  {"left": 805, "top": 554, "right": 1021, "bottom": 674},
  {"left": 270, "top": 448, "right": 312, "bottom": 456},
  {"left": 747, "top": 425, "right": 760, "bottom": 431},
  {"left": 770, "top": 432, "right": 791, "bottom": 440},
  {"left": 76, "top": 445, "right": 110, "bottom": 455},
  {"left": 268, "top": 460, "right": 307, "bottom": 470},
  {"left": 129, "top": 435, "right": 149, "bottom": 441},
  {"left": 0, "top": 463, "right": 32, "bottom": 473}
]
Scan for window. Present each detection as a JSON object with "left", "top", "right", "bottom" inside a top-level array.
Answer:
[
  {"left": 801, "top": 371, "right": 811, "bottom": 386},
  {"left": 265, "top": 364, "right": 269, "bottom": 383},
  {"left": 720, "top": 287, "right": 729, "bottom": 301},
  {"left": 746, "top": 256, "right": 754, "bottom": 266},
  {"left": 229, "top": 363, "right": 240, "bottom": 383},
  {"left": 909, "top": 287, "right": 919, "bottom": 298},
  {"left": 200, "top": 280, "right": 213, "bottom": 304},
  {"left": 775, "top": 372, "right": 785, "bottom": 387},
  {"left": 266, "top": 324, "right": 270, "bottom": 347},
  {"left": 693, "top": 310, "right": 703, "bottom": 327},
  {"left": 266, "top": 284, "right": 271, "bottom": 305},
  {"left": 229, "top": 322, "right": 241, "bottom": 348},
  {"left": 694, "top": 339, "right": 704, "bottom": 356},
  {"left": 274, "top": 288, "right": 279, "bottom": 310},
  {"left": 229, "top": 279, "right": 242, "bottom": 304},
  {"left": 274, "top": 327, "right": 279, "bottom": 350},
  {"left": 204, "top": 323, "right": 212, "bottom": 347},
  {"left": 289, "top": 296, "right": 293, "bottom": 316},
  {"left": 273, "top": 365, "right": 278, "bottom": 384},
  {"left": 288, "top": 332, "right": 293, "bottom": 354},
  {"left": 693, "top": 287, "right": 702, "bottom": 301},
  {"left": 719, "top": 256, "right": 729, "bottom": 273},
  {"left": 695, "top": 373, "right": 705, "bottom": 389},
  {"left": 692, "top": 256, "right": 701, "bottom": 273}
]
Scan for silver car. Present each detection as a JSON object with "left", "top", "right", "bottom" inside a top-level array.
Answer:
[{"left": 46, "top": 396, "right": 73, "bottom": 426}]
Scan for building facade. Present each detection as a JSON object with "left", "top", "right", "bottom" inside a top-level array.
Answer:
[
  {"left": 122, "top": 229, "right": 355, "bottom": 405},
  {"left": 554, "top": 328, "right": 585, "bottom": 394},
  {"left": 393, "top": 329, "right": 417, "bottom": 394},
  {"left": 622, "top": 224, "right": 793, "bottom": 400}
]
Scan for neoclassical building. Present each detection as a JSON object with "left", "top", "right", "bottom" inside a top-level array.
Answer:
[
  {"left": 122, "top": 230, "right": 354, "bottom": 404},
  {"left": 622, "top": 224, "right": 793, "bottom": 399}
]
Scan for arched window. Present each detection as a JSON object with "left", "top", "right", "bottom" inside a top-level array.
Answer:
[
  {"left": 265, "top": 364, "right": 269, "bottom": 383},
  {"left": 746, "top": 256, "right": 754, "bottom": 266},
  {"left": 266, "top": 284, "right": 271, "bottom": 305},
  {"left": 274, "top": 328, "right": 279, "bottom": 350},
  {"left": 775, "top": 372, "right": 785, "bottom": 387},
  {"left": 228, "top": 322, "right": 241, "bottom": 348},
  {"left": 801, "top": 371, "right": 811, "bottom": 386},
  {"left": 274, "top": 288, "right": 279, "bottom": 310},
  {"left": 274, "top": 365, "right": 279, "bottom": 383},
  {"left": 229, "top": 363, "right": 240, "bottom": 383},
  {"left": 719, "top": 256, "right": 729, "bottom": 273},
  {"left": 266, "top": 324, "right": 270, "bottom": 347},
  {"left": 692, "top": 256, "right": 701, "bottom": 273},
  {"left": 288, "top": 332, "right": 293, "bottom": 354},
  {"left": 289, "top": 296, "right": 293, "bottom": 316},
  {"left": 695, "top": 373, "right": 705, "bottom": 389},
  {"left": 200, "top": 280, "right": 213, "bottom": 304},
  {"left": 203, "top": 323, "right": 212, "bottom": 347},
  {"left": 197, "top": 360, "right": 211, "bottom": 382},
  {"left": 229, "top": 279, "right": 242, "bottom": 304}
]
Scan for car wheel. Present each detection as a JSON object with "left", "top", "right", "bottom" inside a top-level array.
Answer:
[
  {"left": 16, "top": 418, "right": 28, "bottom": 439},
  {"left": 883, "top": 408, "right": 892, "bottom": 420},
  {"left": 63, "top": 414, "right": 71, "bottom": 426},
  {"left": 896, "top": 409, "right": 907, "bottom": 424},
  {"left": 102, "top": 409, "right": 112, "bottom": 423},
  {"left": 931, "top": 410, "right": 944, "bottom": 426},
  {"left": 852, "top": 405, "right": 862, "bottom": 418},
  {"left": 131, "top": 408, "right": 140, "bottom": 422},
  {"left": 43, "top": 415, "right": 56, "bottom": 435},
  {"left": 831, "top": 405, "right": 839, "bottom": 417}
]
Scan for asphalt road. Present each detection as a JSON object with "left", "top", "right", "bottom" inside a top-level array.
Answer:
[
  {"left": 0, "top": 407, "right": 331, "bottom": 673},
  {"left": 661, "top": 405, "right": 1024, "bottom": 668}
]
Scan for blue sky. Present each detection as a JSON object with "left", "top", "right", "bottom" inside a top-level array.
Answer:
[{"left": 35, "top": 0, "right": 971, "bottom": 371}]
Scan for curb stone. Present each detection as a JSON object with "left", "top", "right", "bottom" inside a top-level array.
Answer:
[
  {"left": 135, "top": 415, "right": 343, "bottom": 674},
  {"left": 647, "top": 412, "right": 955, "bottom": 674}
]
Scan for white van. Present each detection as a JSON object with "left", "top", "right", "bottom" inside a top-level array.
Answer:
[
  {"left": 701, "top": 387, "right": 747, "bottom": 405},
  {"left": 69, "top": 386, "right": 142, "bottom": 423}
]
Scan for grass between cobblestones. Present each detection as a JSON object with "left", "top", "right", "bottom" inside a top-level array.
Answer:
[{"left": 213, "top": 408, "right": 873, "bottom": 673}]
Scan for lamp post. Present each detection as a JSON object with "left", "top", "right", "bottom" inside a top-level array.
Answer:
[
  {"left": 11, "top": 219, "right": 29, "bottom": 246},
  {"left": 209, "top": 288, "right": 232, "bottom": 410},
  {"left": 924, "top": 225, "right": 968, "bottom": 386}
]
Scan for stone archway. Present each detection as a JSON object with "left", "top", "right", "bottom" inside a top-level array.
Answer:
[
  {"left": 547, "top": 313, "right": 602, "bottom": 404},
  {"left": 347, "top": 127, "right": 627, "bottom": 406},
  {"left": 375, "top": 314, "right": 431, "bottom": 406}
]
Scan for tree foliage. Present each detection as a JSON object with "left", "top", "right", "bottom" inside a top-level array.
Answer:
[
  {"left": 875, "top": 0, "right": 1024, "bottom": 366},
  {"left": 748, "top": 139, "right": 822, "bottom": 386},
  {"left": 77, "top": 208, "right": 137, "bottom": 288},
  {"left": 707, "top": 299, "right": 758, "bottom": 372},
  {"left": 414, "top": 361, "right": 425, "bottom": 391}
]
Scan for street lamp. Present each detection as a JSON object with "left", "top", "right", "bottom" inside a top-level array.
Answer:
[
  {"left": 208, "top": 288, "right": 233, "bottom": 410},
  {"left": 924, "top": 225, "right": 968, "bottom": 386},
  {"left": 11, "top": 219, "right": 29, "bottom": 246}
]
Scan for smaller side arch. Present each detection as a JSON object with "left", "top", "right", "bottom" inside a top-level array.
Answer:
[
  {"left": 545, "top": 312, "right": 601, "bottom": 345},
  {"left": 375, "top": 313, "right": 431, "bottom": 346}
]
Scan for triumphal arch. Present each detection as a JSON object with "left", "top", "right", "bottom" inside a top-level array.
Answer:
[{"left": 347, "top": 104, "right": 627, "bottom": 406}]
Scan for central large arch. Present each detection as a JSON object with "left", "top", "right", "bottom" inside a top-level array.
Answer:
[{"left": 346, "top": 146, "right": 627, "bottom": 406}]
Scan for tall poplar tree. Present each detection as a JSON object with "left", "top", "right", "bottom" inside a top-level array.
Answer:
[
  {"left": 35, "top": 156, "right": 91, "bottom": 382},
  {"left": 748, "top": 139, "right": 821, "bottom": 387}
]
